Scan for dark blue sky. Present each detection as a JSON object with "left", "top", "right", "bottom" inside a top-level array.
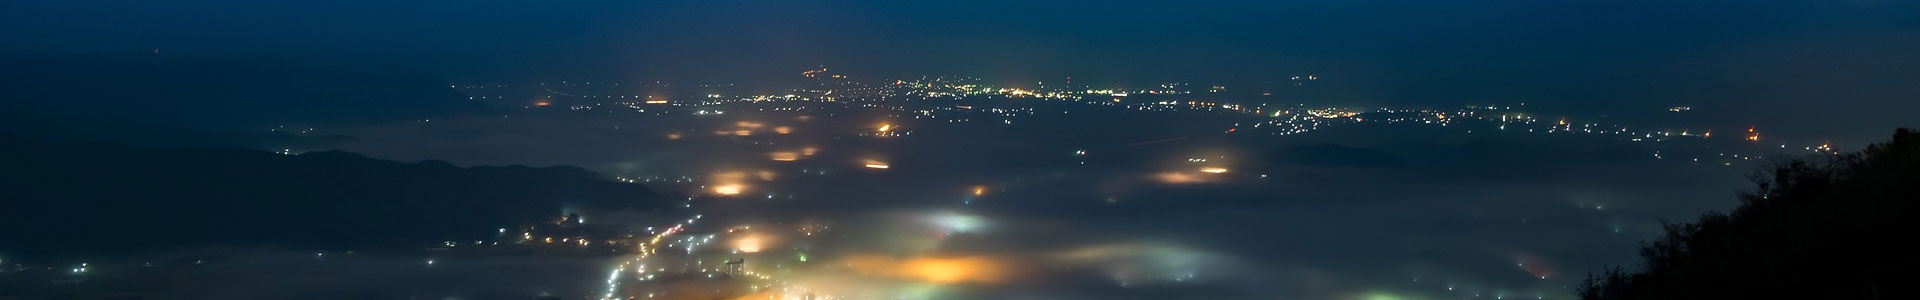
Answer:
[{"left": 4, "top": 0, "right": 1917, "bottom": 143}]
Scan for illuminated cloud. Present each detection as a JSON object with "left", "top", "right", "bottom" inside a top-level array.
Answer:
[
  {"left": 838, "top": 254, "right": 1009, "bottom": 284},
  {"left": 928, "top": 211, "right": 986, "bottom": 234},
  {"left": 713, "top": 184, "right": 743, "bottom": 195},
  {"left": 734, "top": 234, "right": 766, "bottom": 253},
  {"left": 770, "top": 152, "right": 800, "bottom": 161},
  {"left": 1152, "top": 172, "right": 1208, "bottom": 184}
]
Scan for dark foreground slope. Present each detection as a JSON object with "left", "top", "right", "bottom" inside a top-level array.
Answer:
[
  {"left": 0, "top": 133, "right": 660, "bottom": 260},
  {"left": 1581, "top": 128, "right": 1920, "bottom": 300}
]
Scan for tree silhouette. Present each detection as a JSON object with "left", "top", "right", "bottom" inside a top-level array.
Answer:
[{"left": 1580, "top": 128, "right": 1919, "bottom": 300}]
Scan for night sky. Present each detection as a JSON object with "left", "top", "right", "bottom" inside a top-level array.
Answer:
[{"left": 1, "top": 1, "right": 1917, "bottom": 299}]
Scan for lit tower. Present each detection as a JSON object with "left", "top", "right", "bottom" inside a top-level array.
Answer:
[{"left": 724, "top": 258, "right": 745, "bottom": 277}]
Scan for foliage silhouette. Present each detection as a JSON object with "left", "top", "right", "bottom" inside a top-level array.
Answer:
[{"left": 1581, "top": 128, "right": 1919, "bottom": 299}]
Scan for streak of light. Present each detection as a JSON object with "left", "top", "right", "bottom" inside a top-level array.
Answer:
[
  {"left": 770, "top": 152, "right": 800, "bottom": 161},
  {"left": 846, "top": 255, "right": 1007, "bottom": 284},
  {"left": 1153, "top": 172, "right": 1206, "bottom": 184},
  {"left": 714, "top": 184, "right": 744, "bottom": 195}
]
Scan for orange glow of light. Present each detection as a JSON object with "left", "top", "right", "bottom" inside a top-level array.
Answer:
[
  {"left": 666, "top": 133, "right": 683, "bottom": 140},
  {"left": 736, "top": 121, "right": 765, "bottom": 129},
  {"left": 756, "top": 170, "right": 777, "bottom": 181},
  {"left": 903, "top": 257, "right": 1004, "bottom": 284},
  {"left": 774, "top": 126, "right": 792, "bottom": 134},
  {"left": 770, "top": 152, "right": 800, "bottom": 162},
  {"left": 863, "top": 161, "right": 891, "bottom": 169},
  {"left": 801, "top": 147, "right": 818, "bottom": 156},
  {"left": 877, "top": 124, "right": 892, "bottom": 132},
  {"left": 1153, "top": 172, "right": 1206, "bottom": 184},
  {"left": 1199, "top": 167, "right": 1229, "bottom": 174},
  {"left": 713, "top": 184, "right": 744, "bottom": 195},
  {"left": 725, "top": 290, "right": 780, "bottom": 300},
  {"left": 972, "top": 186, "right": 986, "bottom": 197},
  {"left": 840, "top": 255, "right": 1007, "bottom": 284},
  {"left": 734, "top": 130, "right": 753, "bottom": 136},
  {"left": 644, "top": 99, "right": 669, "bottom": 104},
  {"left": 534, "top": 101, "right": 551, "bottom": 107},
  {"left": 734, "top": 235, "right": 763, "bottom": 253}
]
